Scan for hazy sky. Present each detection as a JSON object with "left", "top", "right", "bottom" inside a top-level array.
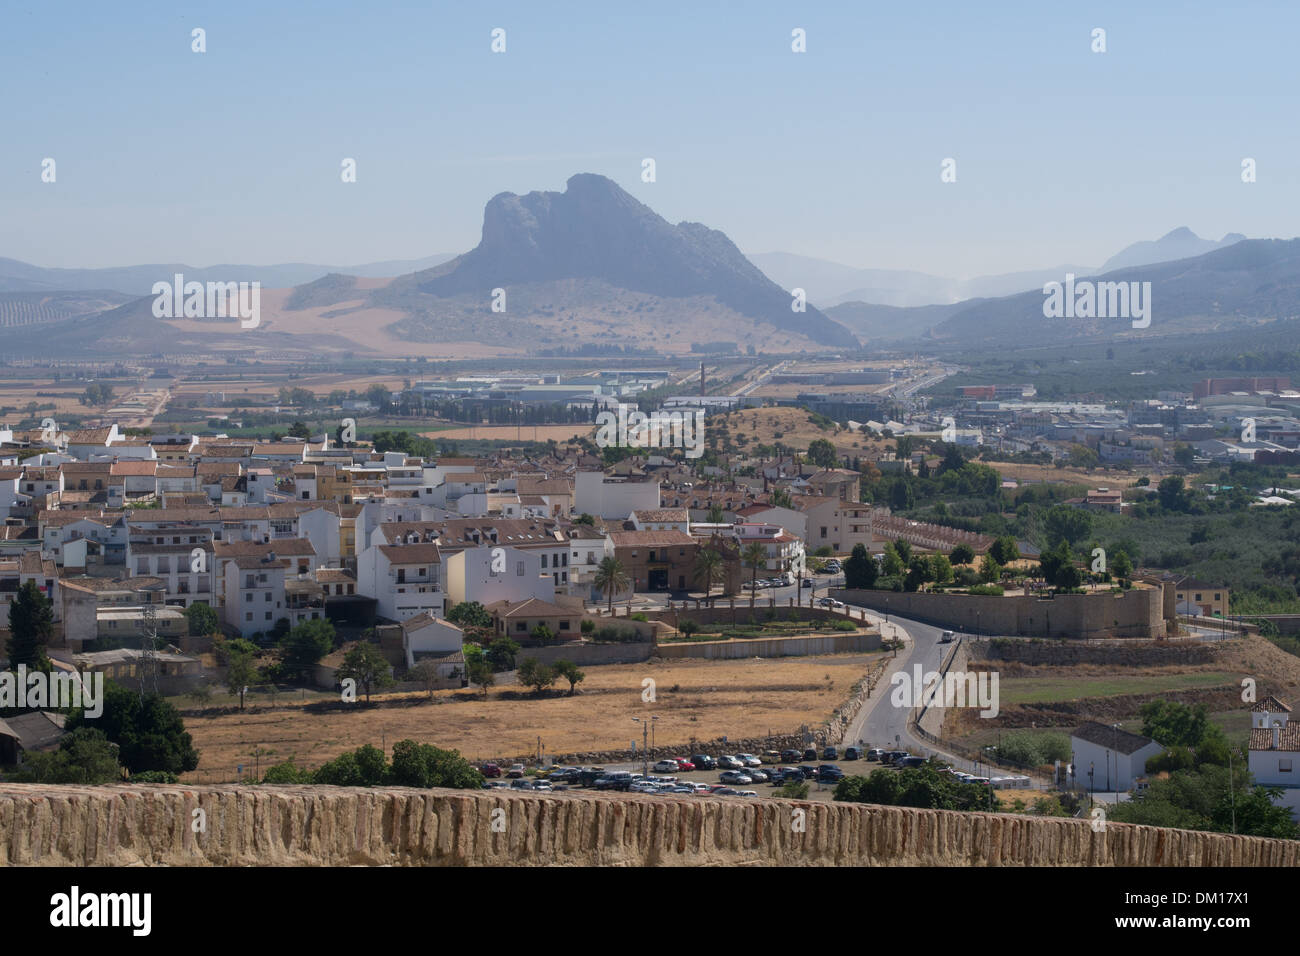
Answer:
[{"left": 3, "top": 0, "right": 1297, "bottom": 278}]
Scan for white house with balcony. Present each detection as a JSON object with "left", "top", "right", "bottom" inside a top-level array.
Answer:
[
  {"left": 356, "top": 541, "right": 443, "bottom": 623},
  {"left": 443, "top": 544, "right": 554, "bottom": 610}
]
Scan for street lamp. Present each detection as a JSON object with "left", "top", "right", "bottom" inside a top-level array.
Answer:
[{"left": 632, "top": 716, "right": 658, "bottom": 777}]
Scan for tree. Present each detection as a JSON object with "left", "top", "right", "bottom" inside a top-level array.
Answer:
[
  {"left": 1173, "top": 444, "right": 1196, "bottom": 469},
  {"left": 184, "top": 601, "right": 220, "bottom": 638},
  {"left": 517, "top": 658, "right": 556, "bottom": 695},
  {"left": 890, "top": 480, "right": 914, "bottom": 511},
  {"left": 1111, "top": 550, "right": 1133, "bottom": 582},
  {"left": 278, "top": 619, "right": 335, "bottom": 681},
  {"left": 388, "top": 739, "right": 484, "bottom": 789},
  {"left": 950, "top": 543, "right": 976, "bottom": 566},
  {"left": 707, "top": 504, "right": 725, "bottom": 523},
  {"left": 742, "top": 542, "right": 768, "bottom": 607},
  {"left": 593, "top": 557, "right": 631, "bottom": 614},
  {"left": 929, "top": 553, "right": 953, "bottom": 586},
  {"left": 1055, "top": 563, "right": 1083, "bottom": 589},
  {"left": 313, "top": 744, "right": 388, "bottom": 787},
  {"left": 978, "top": 553, "right": 1001, "bottom": 584},
  {"left": 464, "top": 646, "right": 495, "bottom": 697},
  {"left": 693, "top": 548, "right": 726, "bottom": 605},
  {"left": 771, "top": 487, "right": 794, "bottom": 509},
  {"left": 1158, "top": 475, "right": 1190, "bottom": 513},
  {"left": 575, "top": 512, "right": 596, "bottom": 526},
  {"left": 407, "top": 659, "right": 443, "bottom": 699},
  {"left": 13, "top": 727, "right": 121, "bottom": 784},
  {"left": 68, "top": 682, "right": 199, "bottom": 776},
  {"left": 446, "top": 601, "right": 492, "bottom": 631},
  {"left": 226, "top": 645, "right": 258, "bottom": 710},
  {"left": 893, "top": 538, "right": 912, "bottom": 566},
  {"left": 7, "top": 580, "right": 53, "bottom": 669},
  {"left": 904, "top": 555, "right": 932, "bottom": 592},
  {"left": 843, "top": 543, "right": 877, "bottom": 589},
  {"left": 881, "top": 543, "right": 904, "bottom": 578},
  {"left": 287, "top": 420, "right": 311, "bottom": 439},
  {"left": 337, "top": 641, "right": 394, "bottom": 703},
  {"left": 485, "top": 636, "right": 520, "bottom": 671},
  {"left": 807, "top": 438, "right": 837, "bottom": 469},
  {"left": 553, "top": 659, "right": 585, "bottom": 696},
  {"left": 1040, "top": 504, "right": 1093, "bottom": 546},
  {"left": 1038, "top": 539, "right": 1074, "bottom": 586},
  {"left": 532, "top": 623, "right": 556, "bottom": 645},
  {"left": 989, "top": 536, "right": 1019, "bottom": 565}
]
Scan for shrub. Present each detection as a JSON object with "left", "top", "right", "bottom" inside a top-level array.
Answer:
[
  {"left": 967, "top": 584, "right": 1004, "bottom": 596},
  {"left": 129, "top": 770, "right": 179, "bottom": 783}
]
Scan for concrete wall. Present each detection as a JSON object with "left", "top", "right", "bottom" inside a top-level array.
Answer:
[
  {"left": 2, "top": 784, "right": 1295, "bottom": 866},
  {"left": 657, "top": 632, "right": 879, "bottom": 659},
  {"left": 516, "top": 642, "right": 656, "bottom": 667},
  {"left": 835, "top": 588, "right": 1165, "bottom": 640}
]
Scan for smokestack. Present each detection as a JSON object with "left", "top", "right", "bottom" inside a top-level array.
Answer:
[{"left": 700, "top": 361, "right": 705, "bottom": 397}]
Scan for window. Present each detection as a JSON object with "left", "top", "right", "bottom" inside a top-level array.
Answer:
[
  {"left": 1195, "top": 593, "right": 1202, "bottom": 602},
  {"left": 820, "top": 527, "right": 827, "bottom": 538},
  {"left": 1282, "top": 759, "right": 1293, "bottom": 773},
  {"left": 559, "top": 620, "right": 570, "bottom": 631},
  {"left": 265, "top": 593, "right": 271, "bottom": 601},
  {"left": 541, "top": 554, "right": 548, "bottom": 568},
  {"left": 246, "top": 612, "right": 253, "bottom": 621},
  {"left": 515, "top": 622, "right": 527, "bottom": 632},
  {"left": 265, "top": 612, "right": 272, "bottom": 620},
  {"left": 516, "top": 562, "right": 524, "bottom": 576},
  {"left": 245, "top": 593, "right": 252, "bottom": 602}
]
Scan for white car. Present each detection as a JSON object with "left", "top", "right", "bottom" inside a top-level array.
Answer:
[
  {"left": 719, "top": 770, "right": 753, "bottom": 785},
  {"left": 737, "top": 753, "right": 763, "bottom": 767},
  {"left": 654, "top": 759, "right": 680, "bottom": 773},
  {"left": 734, "top": 790, "right": 759, "bottom": 797}
]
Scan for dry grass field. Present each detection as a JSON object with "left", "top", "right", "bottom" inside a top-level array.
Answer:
[{"left": 180, "top": 653, "right": 883, "bottom": 780}]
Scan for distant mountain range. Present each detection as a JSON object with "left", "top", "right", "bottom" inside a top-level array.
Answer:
[
  {"left": 751, "top": 228, "right": 1248, "bottom": 315},
  {"left": 0, "top": 254, "right": 457, "bottom": 295}
]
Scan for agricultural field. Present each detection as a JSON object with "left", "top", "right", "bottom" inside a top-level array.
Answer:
[{"left": 177, "top": 653, "right": 883, "bottom": 782}]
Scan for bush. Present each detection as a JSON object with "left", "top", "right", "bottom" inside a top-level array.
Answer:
[
  {"left": 130, "top": 770, "right": 179, "bottom": 783},
  {"left": 262, "top": 759, "right": 314, "bottom": 784},
  {"left": 580, "top": 619, "right": 595, "bottom": 635},
  {"left": 967, "top": 584, "right": 1004, "bottom": 596}
]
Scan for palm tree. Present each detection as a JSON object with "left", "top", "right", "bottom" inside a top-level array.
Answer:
[
  {"left": 693, "top": 547, "right": 726, "bottom": 606},
  {"left": 594, "top": 556, "right": 630, "bottom": 615},
  {"left": 707, "top": 504, "right": 725, "bottom": 524},
  {"left": 741, "top": 542, "right": 768, "bottom": 608}
]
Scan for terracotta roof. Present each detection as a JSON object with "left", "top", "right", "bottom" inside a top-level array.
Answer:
[
  {"left": 1252, "top": 696, "right": 1292, "bottom": 713},
  {"left": 378, "top": 543, "right": 441, "bottom": 564},
  {"left": 609, "top": 530, "right": 696, "bottom": 547},
  {"left": 1249, "top": 724, "right": 1300, "bottom": 752}
]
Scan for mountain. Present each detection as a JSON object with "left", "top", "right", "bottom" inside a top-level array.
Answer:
[
  {"left": 1099, "top": 227, "right": 1246, "bottom": 273},
  {"left": 926, "top": 238, "right": 1300, "bottom": 347},
  {"left": 0, "top": 254, "right": 457, "bottom": 295},
  {"left": 379, "top": 174, "right": 858, "bottom": 349},
  {"left": 824, "top": 300, "right": 966, "bottom": 341}
]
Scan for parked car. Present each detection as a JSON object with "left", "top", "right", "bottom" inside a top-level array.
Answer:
[
  {"left": 720, "top": 770, "right": 753, "bottom": 785},
  {"left": 674, "top": 757, "right": 696, "bottom": 772},
  {"left": 803, "top": 749, "right": 818, "bottom": 762},
  {"left": 510, "top": 779, "right": 533, "bottom": 790},
  {"left": 781, "top": 749, "right": 804, "bottom": 763},
  {"left": 823, "top": 745, "right": 839, "bottom": 761},
  {"left": 594, "top": 771, "right": 635, "bottom": 791},
  {"left": 711, "top": 787, "right": 739, "bottom": 795},
  {"left": 578, "top": 767, "right": 607, "bottom": 787},
  {"left": 691, "top": 754, "right": 717, "bottom": 771},
  {"left": 761, "top": 750, "right": 782, "bottom": 764},
  {"left": 801, "top": 579, "right": 814, "bottom": 588},
  {"left": 717, "top": 755, "right": 744, "bottom": 770},
  {"left": 880, "top": 751, "right": 908, "bottom": 765},
  {"left": 480, "top": 762, "right": 502, "bottom": 778},
  {"left": 894, "top": 756, "right": 926, "bottom": 770},
  {"left": 746, "top": 768, "right": 770, "bottom": 783},
  {"left": 531, "top": 780, "right": 553, "bottom": 792},
  {"left": 654, "top": 759, "right": 681, "bottom": 773},
  {"left": 735, "top": 790, "right": 759, "bottom": 797},
  {"left": 506, "top": 764, "right": 526, "bottom": 779},
  {"left": 866, "top": 748, "right": 885, "bottom": 761},
  {"left": 737, "top": 753, "right": 763, "bottom": 767},
  {"left": 843, "top": 747, "right": 860, "bottom": 761},
  {"left": 816, "top": 766, "right": 845, "bottom": 782}
]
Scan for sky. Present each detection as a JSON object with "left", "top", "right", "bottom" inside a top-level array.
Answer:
[{"left": 3, "top": 0, "right": 1298, "bottom": 279}]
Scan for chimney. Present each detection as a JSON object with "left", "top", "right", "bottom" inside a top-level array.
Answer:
[{"left": 1273, "top": 720, "right": 1281, "bottom": 750}]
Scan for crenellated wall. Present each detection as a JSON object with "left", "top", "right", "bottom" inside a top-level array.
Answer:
[{"left": 1, "top": 784, "right": 1295, "bottom": 867}]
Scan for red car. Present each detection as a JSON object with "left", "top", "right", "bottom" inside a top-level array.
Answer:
[
  {"left": 674, "top": 758, "right": 696, "bottom": 772},
  {"left": 480, "top": 763, "right": 502, "bottom": 778}
]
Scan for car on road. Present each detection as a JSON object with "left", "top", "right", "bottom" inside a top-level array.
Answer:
[
  {"left": 823, "top": 745, "right": 839, "bottom": 761},
  {"left": 480, "top": 762, "right": 502, "bottom": 778},
  {"left": 674, "top": 757, "right": 696, "bottom": 772},
  {"left": 691, "top": 754, "right": 717, "bottom": 771},
  {"left": 720, "top": 770, "right": 753, "bottom": 784},
  {"left": 506, "top": 764, "right": 526, "bottom": 778},
  {"left": 654, "top": 759, "right": 680, "bottom": 773},
  {"left": 801, "top": 579, "right": 814, "bottom": 588},
  {"left": 866, "top": 748, "right": 885, "bottom": 761},
  {"left": 817, "top": 597, "right": 845, "bottom": 609},
  {"left": 737, "top": 753, "right": 763, "bottom": 767},
  {"left": 940, "top": 630, "right": 955, "bottom": 643},
  {"left": 843, "top": 747, "right": 860, "bottom": 761}
]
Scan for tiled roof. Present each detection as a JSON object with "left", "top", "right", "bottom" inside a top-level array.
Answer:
[{"left": 1071, "top": 722, "right": 1156, "bottom": 755}]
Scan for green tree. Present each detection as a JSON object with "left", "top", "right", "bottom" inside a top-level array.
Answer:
[
  {"left": 929, "top": 553, "right": 953, "bottom": 586},
  {"left": 553, "top": 659, "right": 585, "bottom": 696},
  {"left": 406, "top": 659, "right": 443, "bottom": 699},
  {"left": 532, "top": 623, "right": 556, "bottom": 645},
  {"left": 446, "top": 600, "right": 492, "bottom": 631},
  {"left": 13, "top": 727, "right": 122, "bottom": 784},
  {"left": 893, "top": 538, "right": 912, "bottom": 566},
  {"left": 226, "top": 645, "right": 258, "bottom": 710},
  {"left": 184, "top": 601, "right": 220, "bottom": 638},
  {"left": 978, "top": 553, "right": 1001, "bottom": 584},
  {"left": 485, "top": 636, "right": 520, "bottom": 671},
  {"left": 742, "top": 541, "right": 768, "bottom": 607},
  {"left": 313, "top": 744, "right": 387, "bottom": 786},
  {"left": 1111, "top": 549, "right": 1133, "bottom": 581},
  {"left": 68, "top": 682, "right": 199, "bottom": 776},
  {"left": 707, "top": 504, "right": 725, "bottom": 523},
  {"left": 843, "top": 543, "right": 878, "bottom": 589},
  {"left": 950, "top": 543, "right": 976, "bottom": 566},
  {"left": 337, "top": 641, "right": 394, "bottom": 703},
  {"left": 388, "top": 739, "right": 484, "bottom": 789},
  {"left": 278, "top": 619, "right": 335, "bottom": 681},
  {"left": 593, "top": 556, "right": 631, "bottom": 614},
  {"left": 881, "top": 542, "right": 904, "bottom": 578},
  {"left": 7, "top": 580, "right": 53, "bottom": 669},
  {"left": 693, "top": 547, "right": 726, "bottom": 605},
  {"left": 517, "top": 658, "right": 556, "bottom": 695},
  {"left": 989, "top": 536, "right": 1020, "bottom": 565},
  {"left": 464, "top": 645, "right": 494, "bottom": 697},
  {"left": 807, "top": 438, "right": 837, "bottom": 469},
  {"left": 1040, "top": 504, "right": 1093, "bottom": 546}
]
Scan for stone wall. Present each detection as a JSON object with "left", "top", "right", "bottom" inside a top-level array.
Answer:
[
  {"left": 972, "top": 638, "right": 1221, "bottom": 667},
  {"left": 656, "top": 632, "right": 879, "bottom": 660},
  {"left": 3, "top": 784, "right": 1295, "bottom": 866},
  {"left": 835, "top": 587, "right": 1165, "bottom": 640}
]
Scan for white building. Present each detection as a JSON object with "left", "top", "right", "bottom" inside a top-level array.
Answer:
[
  {"left": 1248, "top": 696, "right": 1300, "bottom": 820},
  {"left": 1070, "top": 721, "right": 1162, "bottom": 795},
  {"left": 443, "top": 545, "right": 554, "bottom": 609},
  {"left": 574, "top": 471, "right": 659, "bottom": 520}
]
